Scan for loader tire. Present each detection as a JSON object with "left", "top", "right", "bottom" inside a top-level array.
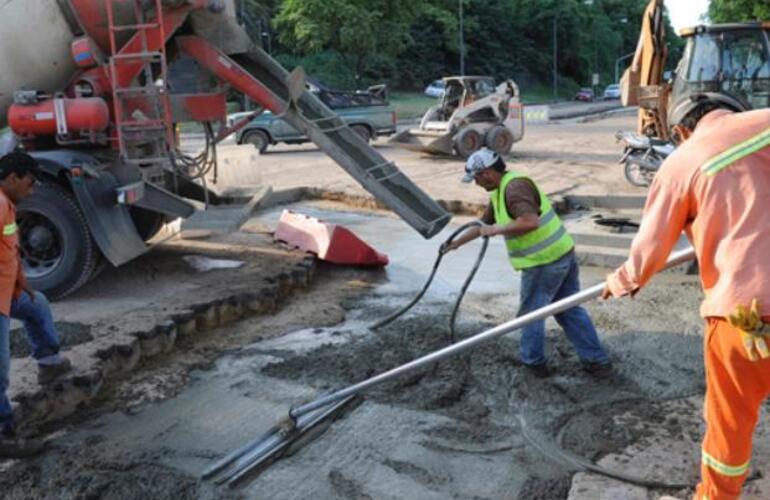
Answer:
[
  {"left": 454, "top": 128, "right": 482, "bottom": 159},
  {"left": 16, "top": 183, "right": 99, "bottom": 300},
  {"left": 485, "top": 126, "right": 514, "bottom": 156}
]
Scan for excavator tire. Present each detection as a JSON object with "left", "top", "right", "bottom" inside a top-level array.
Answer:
[
  {"left": 485, "top": 126, "right": 514, "bottom": 156},
  {"left": 453, "top": 128, "right": 483, "bottom": 159}
]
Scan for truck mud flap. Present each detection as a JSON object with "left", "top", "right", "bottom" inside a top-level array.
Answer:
[
  {"left": 177, "top": 36, "right": 451, "bottom": 239},
  {"left": 70, "top": 172, "right": 148, "bottom": 267}
]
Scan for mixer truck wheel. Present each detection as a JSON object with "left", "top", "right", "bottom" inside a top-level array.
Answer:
[
  {"left": 453, "top": 128, "right": 482, "bottom": 159},
  {"left": 485, "top": 126, "right": 514, "bottom": 156},
  {"left": 17, "top": 183, "right": 98, "bottom": 300}
]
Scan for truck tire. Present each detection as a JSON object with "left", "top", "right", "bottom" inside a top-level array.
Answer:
[
  {"left": 242, "top": 130, "right": 269, "bottom": 153},
  {"left": 16, "top": 183, "right": 99, "bottom": 300},
  {"left": 485, "top": 126, "right": 514, "bottom": 156},
  {"left": 454, "top": 128, "right": 483, "bottom": 159},
  {"left": 351, "top": 124, "right": 372, "bottom": 143}
]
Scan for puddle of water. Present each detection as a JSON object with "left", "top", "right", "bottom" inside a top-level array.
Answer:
[{"left": 250, "top": 202, "right": 520, "bottom": 299}]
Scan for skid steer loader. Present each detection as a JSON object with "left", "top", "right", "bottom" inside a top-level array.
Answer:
[{"left": 390, "top": 76, "right": 524, "bottom": 158}]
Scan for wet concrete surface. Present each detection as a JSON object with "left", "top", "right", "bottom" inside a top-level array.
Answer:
[
  {"left": 0, "top": 203, "right": 708, "bottom": 499},
  {"left": 248, "top": 200, "right": 517, "bottom": 299}
]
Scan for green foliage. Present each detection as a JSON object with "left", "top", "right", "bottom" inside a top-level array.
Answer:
[
  {"left": 708, "top": 0, "right": 770, "bottom": 22},
  {"left": 275, "top": 0, "right": 421, "bottom": 79},
  {"left": 247, "top": 0, "right": 683, "bottom": 96},
  {"left": 274, "top": 51, "right": 358, "bottom": 89}
]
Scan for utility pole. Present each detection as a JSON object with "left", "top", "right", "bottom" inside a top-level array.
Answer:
[
  {"left": 615, "top": 51, "right": 635, "bottom": 83},
  {"left": 552, "top": 14, "right": 558, "bottom": 100},
  {"left": 459, "top": 0, "right": 465, "bottom": 76}
]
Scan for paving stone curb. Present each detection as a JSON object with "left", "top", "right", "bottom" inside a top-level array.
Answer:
[{"left": 11, "top": 254, "right": 317, "bottom": 433}]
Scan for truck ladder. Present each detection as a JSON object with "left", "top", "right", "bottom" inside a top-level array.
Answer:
[{"left": 106, "top": 0, "right": 174, "bottom": 164}]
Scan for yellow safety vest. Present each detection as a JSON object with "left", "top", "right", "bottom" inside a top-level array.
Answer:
[{"left": 491, "top": 171, "right": 574, "bottom": 270}]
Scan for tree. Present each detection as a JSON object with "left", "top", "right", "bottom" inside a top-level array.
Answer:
[
  {"left": 708, "top": 0, "right": 770, "bottom": 23},
  {"left": 275, "top": 0, "right": 421, "bottom": 82}
]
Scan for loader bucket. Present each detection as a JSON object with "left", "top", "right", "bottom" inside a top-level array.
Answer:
[{"left": 389, "top": 128, "right": 455, "bottom": 156}]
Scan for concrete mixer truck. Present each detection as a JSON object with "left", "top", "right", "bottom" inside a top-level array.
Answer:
[{"left": 0, "top": 0, "right": 451, "bottom": 299}]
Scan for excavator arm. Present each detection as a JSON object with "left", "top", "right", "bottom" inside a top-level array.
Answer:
[{"left": 620, "top": 0, "right": 670, "bottom": 139}]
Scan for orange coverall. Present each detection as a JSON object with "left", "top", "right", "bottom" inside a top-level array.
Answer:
[
  {"left": 0, "top": 188, "right": 23, "bottom": 316},
  {"left": 606, "top": 108, "right": 770, "bottom": 500}
]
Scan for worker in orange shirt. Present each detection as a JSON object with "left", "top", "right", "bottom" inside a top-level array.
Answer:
[
  {"left": 602, "top": 88, "right": 770, "bottom": 500},
  {"left": 0, "top": 152, "right": 72, "bottom": 457}
]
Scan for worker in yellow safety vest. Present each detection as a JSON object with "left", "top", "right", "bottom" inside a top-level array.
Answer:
[{"left": 445, "top": 148, "right": 612, "bottom": 378}]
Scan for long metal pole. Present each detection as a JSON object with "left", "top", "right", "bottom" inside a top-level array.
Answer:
[
  {"left": 290, "top": 246, "right": 697, "bottom": 418},
  {"left": 459, "top": 0, "right": 465, "bottom": 76}
]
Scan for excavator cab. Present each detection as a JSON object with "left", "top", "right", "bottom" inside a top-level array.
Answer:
[{"left": 673, "top": 23, "right": 770, "bottom": 110}]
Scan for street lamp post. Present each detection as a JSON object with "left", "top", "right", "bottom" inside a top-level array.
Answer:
[
  {"left": 459, "top": 0, "right": 465, "bottom": 76},
  {"left": 615, "top": 51, "right": 636, "bottom": 83},
  {"left": 552, "top": 10, "right": 561, "bottom": 101}
]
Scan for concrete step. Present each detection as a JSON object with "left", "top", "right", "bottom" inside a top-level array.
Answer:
[
  {"left": 574, "top": 244, "right": 630, "bottom": 269},
  {"left": 564, "top": 194, "right": 647, "bottom": 210},
  {"left": 572, "top": 231, "right": 634, "bottom": 250}
]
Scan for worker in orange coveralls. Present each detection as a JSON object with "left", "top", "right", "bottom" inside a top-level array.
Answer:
[
  {"left": 602, "top": 87, "right": 770, "bottom": 500},
  {"left": 0, "top": 152, "right": 72, "bottom": 458}
]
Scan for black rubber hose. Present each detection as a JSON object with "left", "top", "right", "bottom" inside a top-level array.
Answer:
[
  {"left": 448, "top": 234, "right": 488, "bottom": 343},
  {"left": 518, "top": 414, "right": 693, "bottom": 490},
  {"left": 370, "top": 220, "right": 488, "bottom": 333}
]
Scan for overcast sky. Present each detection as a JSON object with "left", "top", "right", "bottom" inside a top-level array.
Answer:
[{"left": 665, "top": 0, "right": 710, "bottom": 32}]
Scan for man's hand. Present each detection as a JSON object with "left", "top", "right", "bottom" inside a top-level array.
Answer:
[
  {"left": 440, "top": 241, "right": 461, "bottom": 254},
  {"left": 23, "top": 284, "right": 35, "bottom": 302},
  {"left": 479, "top": 225, "right": 498, "bottom": 238},
  {"left": 602, "top": 282, "right": 639, "bottom": 300}
]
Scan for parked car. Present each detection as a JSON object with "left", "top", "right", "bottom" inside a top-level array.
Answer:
[
  {"left": 424, "top": 79, "right": 446, "bottom": 98},
  {"left": 603, "top": 83, "right": 621, "bottom": 100},
  {"left": 574, "top": 87, "right": 595, "bottom": 102},
  {"left": 233, "top": 85, "right": 397, "bottom": 153}
]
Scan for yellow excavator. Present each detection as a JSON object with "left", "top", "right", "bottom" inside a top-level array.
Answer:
[{"left": 621, "top": 0, "right": 770, "bottom": 141}]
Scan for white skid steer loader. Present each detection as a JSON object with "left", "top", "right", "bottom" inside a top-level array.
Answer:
[{"left": 390, "top": 76, "right": 524, "bottom": 158}]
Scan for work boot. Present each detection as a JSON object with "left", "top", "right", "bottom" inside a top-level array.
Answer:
[
  {"left": 581, "top": 360, "right": 613, "bottom": 378},
  {"left": 523, "top": 363, "right": 552, "bottom": 378},
  {"left": 0, "top": 425, "right": 45, "bottom": 459},
  {"left": 37, "top": 357, "right": 72, "bottom": 385}
]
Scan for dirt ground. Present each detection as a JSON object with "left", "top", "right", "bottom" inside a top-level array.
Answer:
[{"left": 3, "top": 110, "right": 766, "bottom": 499}]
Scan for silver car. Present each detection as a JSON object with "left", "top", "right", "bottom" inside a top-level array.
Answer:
[
  {"left": 603, "top": 84, "right": 621, "bottom": 100},
  {"left": 424, "top": 79, "right": 446, "bottom": 98}
]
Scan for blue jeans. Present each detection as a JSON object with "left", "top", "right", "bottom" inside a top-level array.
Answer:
[
  {"left": 0, "top": 291, "right": 61, "bottom": 429},
  {"left": 518, "top": 251, "right": 610, "bottom": 366}
]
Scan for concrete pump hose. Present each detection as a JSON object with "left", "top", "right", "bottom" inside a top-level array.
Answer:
[{"left": 370, "top": 220, "right": 489, "bottom": 332}]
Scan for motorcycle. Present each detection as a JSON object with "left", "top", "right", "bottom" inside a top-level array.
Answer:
[{"left": 615, "top": 131, "right": 675, "bottom": 187}]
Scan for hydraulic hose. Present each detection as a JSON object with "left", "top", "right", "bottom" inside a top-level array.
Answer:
[{"left": 369, "top": 220, "right": 489, "bottom": 343}]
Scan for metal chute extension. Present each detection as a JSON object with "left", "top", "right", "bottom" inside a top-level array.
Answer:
[{"left": 205, "top": 246, "right": 697, "bottom": 487}]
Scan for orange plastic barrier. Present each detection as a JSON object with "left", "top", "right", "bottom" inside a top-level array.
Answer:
[{"left": 274, "top": 210, "right": 389, "bottom": 267}]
